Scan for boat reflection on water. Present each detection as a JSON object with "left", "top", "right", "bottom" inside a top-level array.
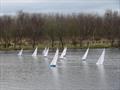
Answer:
[
  {"left": 97, "top": 65, "right": 108, "bottom": 89},
  {"left": 51, "top": 68, "right": 61, "bottom": 89}
]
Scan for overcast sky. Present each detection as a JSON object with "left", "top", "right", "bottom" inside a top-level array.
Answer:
[{"left": 0, "top": 0, "right": 120, "bottom": 15}]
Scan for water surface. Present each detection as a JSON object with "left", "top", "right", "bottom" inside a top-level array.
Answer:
[{"left": 0, "top": 48, "right": 120, "bottom": 90}]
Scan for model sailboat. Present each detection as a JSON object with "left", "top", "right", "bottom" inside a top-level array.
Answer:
[
  {"left": 50, "top": 49, "right": 59, "bottom": 67},
  {"left": 96, "top": 49, "right": 105, "bottom": 65},
  {"left": 44, "top": 48, "right": 49, "bottom": 57},
  {"left": 42, "top": 47, "right": 47, "bottom": 56},
  {"left": 82, "top": 48, "right": 89, "bottom": 60},
  {"left": 18, "top": 49, "right": 23, "bottom": 56},
  {"left": 60, "top": 47, "right": 67, "bottom": 58},
  {"left": 32, "top": 47, "right": 38, "bottom": 57}
]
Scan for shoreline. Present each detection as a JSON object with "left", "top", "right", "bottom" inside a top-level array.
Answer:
[{"left": 0, "top": 45, "right": 119, "bottom": 51}]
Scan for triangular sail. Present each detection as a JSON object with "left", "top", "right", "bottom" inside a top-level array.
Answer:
[
  {"left": 60, "top": 47, "right": 67, "bottom": 58},
  {"left": 96, "top": 49, "right": 105, "bottom": 65},
  {"left": 82, "top": 48, "right": 89, "bottom": 60},
  {"left": 32, "top": 47, "right": 38, "bottom": 57},
  {"left": 18, "top": 49, "right": 23, "bottom": 56},
  {"left": 50, "top": 49, "right": 59, "bottom": 67},
  {"left": 44, "top": 48, "right": 49, "bottom": 56},
  {"left": 42, "top": 47, "right": 47, "bottom": 55}
]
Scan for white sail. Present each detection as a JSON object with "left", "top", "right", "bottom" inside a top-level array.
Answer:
[
  {"left": 60, "top": 47, "right": 67, "bottom": 58},
  {"left": 42, "top": 47, "right": 47, "bottom": 55},
  {"left": 96, "top": 49, "right": 105, "bottom": 65},
  {"left": 82, "top": 48, "right": 89, "bottom": 60},
  {"left": 50, "top": 49, "right": 59, "bottom": 67},
  {"left": 32, "top": 47, "right": 38, "bottom": 57},
  {"left": 18, "top": 49, "right": 23, "bottom": 56},
  {"left": 44, "top": 48, "right": 49, "bottom": 57}
]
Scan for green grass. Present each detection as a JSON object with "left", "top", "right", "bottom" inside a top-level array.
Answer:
[
  {"left": 0, "top": 39, "right": 119, "bottom": 50},
  {"left": 0, "top": 42, "right": 117, "bottom": 51}
]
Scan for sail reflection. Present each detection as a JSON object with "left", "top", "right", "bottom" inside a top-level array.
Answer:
[
  {"left": 44, "top": 57, "right": 49, "bottom": 66},
  {"left": 18, "top": 55, "right": 24, "bottom": 63},
  {"left": 32, "top": 56, "right": 38, "bottom": 60},
  {"left": 82, "top": 61, "right": 90, "bottom": 75},
  {"left": 51, "top": 68, "right": 60, "bottom": 89},
  {"left": 97, "top": 65, "right": 108, "bottom": 88}
]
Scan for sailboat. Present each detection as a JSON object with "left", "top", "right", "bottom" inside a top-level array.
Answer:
[
  {"left": 44, "top": 48, "right": 49, "bottom": 57},
  {"left": 32, "top": 47, "right": 38, "bottom": 57},
  {"left": 18, "top": 49, "right": 23, "bottom": 56},
  {"left": 50, "top": 49, "right": 59, "bottom": 67},
  {"left": 96, "top": 49, "right": 105, "bottom": 65},
  {"left": 82, "top": 48, "right": 89, "bottom": 60},
  {"left": 42, "top": 47, "right": 47, "bottom": 56},
  {"left": 60, "top": 47, "right": 67, "bottom": 58}
]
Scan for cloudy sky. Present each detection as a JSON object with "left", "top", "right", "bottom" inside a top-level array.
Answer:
[{"left": 0, "top": 0, "right": 120, "bottom": 15}]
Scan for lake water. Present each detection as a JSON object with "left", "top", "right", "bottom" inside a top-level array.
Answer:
[{"left": 0, "top": 48, "right": 120, "bottom": 90}]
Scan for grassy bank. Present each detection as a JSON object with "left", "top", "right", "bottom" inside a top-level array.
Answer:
[{"left": 0, "top": 42, "right": 119, "bottom": 51}]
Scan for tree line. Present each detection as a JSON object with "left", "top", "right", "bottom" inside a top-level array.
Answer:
[{"left": 0, "top": 10, "right": 120, "bottom": 49}]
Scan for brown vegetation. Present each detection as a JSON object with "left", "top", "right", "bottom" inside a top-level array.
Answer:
[{"left": 0, "top": 10, "right": 120, "bottom": 49}]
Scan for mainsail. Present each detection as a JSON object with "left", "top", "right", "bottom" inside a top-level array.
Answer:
[
  {"left": 32, "top": 47, "right": 38, "bottom": 56},
  {"left": 18, "top": 49, "right": 23, "bottom": 56},
  {"left": 96, "top": 49, "right": 105, "bottom": 65},
  {"left": 60, "top": 47, "right": 67, "bottom": 58},
  {"left": 82, "top": 48, "right": 89, "bottom": 60},
  {"left": 50, "top": 49, "right": 59, "bottom": 67},
  {"left": 42, "top": 47, "right": 47, "bottom": 55},
  {"left": 44, "top": 48, "right": 49, "bottom": 56}
]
